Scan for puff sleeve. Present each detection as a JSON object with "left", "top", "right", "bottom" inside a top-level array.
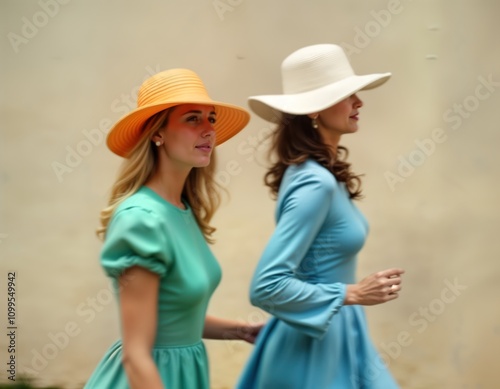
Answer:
[
  {"left": 100, "top": 206, "right": 170, "bottom": 279},
  {"left": 249, "top": 169, "right": 346, "bottom": 339}
]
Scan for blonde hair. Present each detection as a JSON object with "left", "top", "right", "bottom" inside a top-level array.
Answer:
[{"left": 96, "top": 108, "right": 221, "bottom": 243}]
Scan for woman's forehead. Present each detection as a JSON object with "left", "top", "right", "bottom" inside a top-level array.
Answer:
[{"left": 174, "top": 104, "right": 216, "bottom": 115}]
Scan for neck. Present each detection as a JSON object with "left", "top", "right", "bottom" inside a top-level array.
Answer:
[
  {"left": 321, "top": 132, "right": 341, "bottom": 153},
  {"left": 145, "top": 162, "right": 190, "bottom": 209},
  {"left": 316, "top": 121, "right": 341, "bottom": 152}
]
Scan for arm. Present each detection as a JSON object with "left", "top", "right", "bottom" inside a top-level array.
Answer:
[
  {"left": 203, "top": 315, "right": 263, "bottom": 344},
  {"left": 119, "top": 266, "right": 164, "bottom": 389},
  {"left": 250, "top": 170, "right": 345, "bottom": 338},
  {"left": 250, "top": 168, "right": 404, "bottom": 337}
]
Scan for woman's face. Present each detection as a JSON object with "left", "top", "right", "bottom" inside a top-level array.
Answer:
[
  {"left": 317, "top": 94, "right": 363, "bottom": 137},
  {"left": 158, "top": 104, "right": 216, "bottom": 169}
]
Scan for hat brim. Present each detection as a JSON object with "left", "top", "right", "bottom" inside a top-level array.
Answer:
[
  {"left": 248, "top": 73, "right": 391, "bottom": 123},
  {"left": 107, "top": 100, "right": 250, "bottom": 158}
]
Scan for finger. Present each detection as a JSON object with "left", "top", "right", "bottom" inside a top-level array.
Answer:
[
  {"left": 386, "top": 277, "right": 402, "bottom": 286},
  {"left": 385, "top": 287, "right": 400, "bottom": 299},
  {"left": 380, "top": 268, "right": 405, "bottom": 278},
  {"left": 388, "top": 284, "right": 401, "bottom": 293},
  {"left": 384, "top": 284, "right": 397, "bottom": 295}
]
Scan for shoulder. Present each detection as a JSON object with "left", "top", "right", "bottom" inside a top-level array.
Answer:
[
  {"left": 115, "top": 188, "right": 159, "bottom": 214},
  {"left": 282, "top": 159, "right": 337, "bottom": 194},
  {"left": 274, "top": 160, "right": 339, "bottom": 220},
  {"left": 113, "top": 187, "right": 169, "bottom": 221},
  {"left": 101, "top": 202, "right": 170, "bottom": 278},
  {"left": 101, "top": 191, "right": 171, "bottom": 276},
  {"left": 275, "top": 160, "right": 338, "bottom": 215},
  {"left": 107, "top": 191, "right": 166, "bottom": 238}
]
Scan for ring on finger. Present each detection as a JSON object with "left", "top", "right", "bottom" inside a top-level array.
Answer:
[{"left": 391, "top": 284, "right": 397, "bottom": 291}]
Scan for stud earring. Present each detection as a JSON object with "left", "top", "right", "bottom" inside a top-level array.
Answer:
[
  {"left": 311, "top": 116, "right": 319, "bottom": 129},
  {"left": 155, "top": 141, "right": 161, "bottom": 147}
]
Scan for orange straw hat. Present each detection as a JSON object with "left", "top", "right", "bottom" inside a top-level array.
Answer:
[{"left": 106, "top": 68, "right": 250, "bottom": 157}]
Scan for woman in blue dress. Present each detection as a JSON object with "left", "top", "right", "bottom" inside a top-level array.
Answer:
[
  {"left": 84, "top": 68, "right": 261, "bottom": 389},
  {"left": 237, "top": 44, "right": 405, "bottom": 388}
]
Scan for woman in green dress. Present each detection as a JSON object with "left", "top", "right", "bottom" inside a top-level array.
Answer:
[{"left": 84, "top": 68, "right": 259, "bottom": 389}]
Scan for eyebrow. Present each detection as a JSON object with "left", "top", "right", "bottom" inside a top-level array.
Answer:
[{"left": 181, "top": 110, "right": 216, "bottom": 116}]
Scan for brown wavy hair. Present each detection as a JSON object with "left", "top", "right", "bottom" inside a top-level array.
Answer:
[
  {"left": 97, "top": 108, "right": 221, "bottom": 243},
  {"left": 264, "top": 113, "right": 363, "bottom": 200}
]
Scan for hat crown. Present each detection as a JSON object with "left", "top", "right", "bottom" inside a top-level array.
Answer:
[
  {"left": 281, "top": 44, "right": 355, "bottom": 94},
  {"left": 137, "top": 69, "right": 211, "bottom": 108}
]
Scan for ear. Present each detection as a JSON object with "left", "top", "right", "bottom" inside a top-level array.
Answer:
[
  {"left": 150, "top": 132, "right": 163, "bottom": 145},
  {"left": 306, "top": 113, "right": 319, "bottom": 119}
]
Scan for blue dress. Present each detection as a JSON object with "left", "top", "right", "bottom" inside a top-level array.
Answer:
[
  {"left": 237, "top": 160, "right": 399, "bottom": 389},
  {"left": 84, "top": 186, "right": 221, "bottom": 388}
]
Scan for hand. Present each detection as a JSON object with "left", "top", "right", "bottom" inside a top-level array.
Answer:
[
  {"left": 234, "top": 322, "right": 265, "bottom": 344},
  {"left": 205, "top": 316, "right": 266, "bottom": 344},
  {"left": 344, "top": 268, "right": 404, "bottom": 306}
]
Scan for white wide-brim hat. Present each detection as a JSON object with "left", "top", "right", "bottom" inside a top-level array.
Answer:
[{"left": 248, "top": 44, "right": 391, "bottom": 122}]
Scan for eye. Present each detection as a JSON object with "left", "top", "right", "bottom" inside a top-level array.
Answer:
[
  {"left": 186, "top": 115, "right": 200, "bottom": 123},
  {"left": 209, "top": 116, "right": 217, "bottom": 124}
]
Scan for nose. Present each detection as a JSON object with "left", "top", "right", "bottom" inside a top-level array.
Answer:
[
  {"left": 353, "top": 94, "right": 363, "bottom": 108},
  {"left": 201, "top": 121, "right": 215, "bottom": 138}
]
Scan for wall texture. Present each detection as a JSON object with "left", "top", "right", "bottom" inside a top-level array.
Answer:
[{"left": 1, "top": 0, "right": 499, "bottom": 388}]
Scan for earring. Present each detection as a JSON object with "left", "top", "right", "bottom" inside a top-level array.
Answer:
[
  {"left": 311, "top": 116, "right": 319, "bottom": 129},
  {"left": 155, "top": 141, "right": 161, "bottom": 147}
]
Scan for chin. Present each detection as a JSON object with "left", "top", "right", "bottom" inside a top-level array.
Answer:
[{"left": 193, "top": 158, "right": 212, "bottom": 168}]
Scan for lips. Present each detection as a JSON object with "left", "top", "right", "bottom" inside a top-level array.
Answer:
[
  {"left": 195, "top": 142, "right": 213, "bottom": 151},
  {"left": 349, "top": 113, "right": 359, "bottom": 120}
]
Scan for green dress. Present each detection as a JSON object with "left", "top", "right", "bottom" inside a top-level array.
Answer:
[{"left": 84, "top": 186, "right": 221, "bottom": 389}]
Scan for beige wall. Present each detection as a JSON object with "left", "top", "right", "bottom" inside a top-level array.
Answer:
[{"left": 1, "top": 0, "right": 499, "bottom": 388}]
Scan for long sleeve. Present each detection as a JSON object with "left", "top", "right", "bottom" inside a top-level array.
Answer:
[{"left": 250, "top": 165, "right": 346, "bottom": 339}]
